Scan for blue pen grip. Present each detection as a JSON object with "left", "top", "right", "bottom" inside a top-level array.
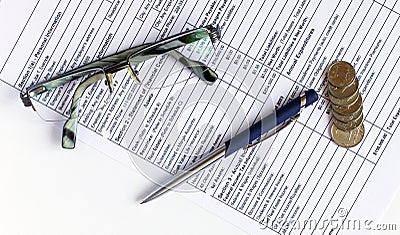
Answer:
[
  {"left": 225, "top": 89, "right": 318, "bottom": 156},
  {"left": 276, "top": 89, "right": 317, "bottom": 125}
]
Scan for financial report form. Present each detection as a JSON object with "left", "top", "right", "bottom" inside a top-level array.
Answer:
[{"left": 1, "top": 0, "right": 400, "bottom": 234}]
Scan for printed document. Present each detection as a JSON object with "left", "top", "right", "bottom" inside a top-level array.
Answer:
[{"left": 1, "top": 0, "right": 400, "bottom": 234}]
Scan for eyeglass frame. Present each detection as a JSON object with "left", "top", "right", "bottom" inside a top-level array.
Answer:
[{"left": 20, "top": 25, "right": 221, "bottom": 149}]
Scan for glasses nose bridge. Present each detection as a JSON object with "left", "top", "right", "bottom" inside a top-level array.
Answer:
[{"left": 102, "top": 59, "right": 141, "bottom": 87}]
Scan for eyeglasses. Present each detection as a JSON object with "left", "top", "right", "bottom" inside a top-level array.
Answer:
[{"left": 20, "top": 25, "right": 220, "bottom": 149}]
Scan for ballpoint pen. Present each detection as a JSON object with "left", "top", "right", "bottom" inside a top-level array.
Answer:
[{"left": 140, "top": 89, "right": 319, "bottom": 204}]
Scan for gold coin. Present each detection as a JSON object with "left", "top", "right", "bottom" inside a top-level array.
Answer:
[
  {"left": 333, "top": 113, "right": 363, "bottom": 131},
  {"left": 332, "top": 93, "right": 362, "bottom": 115},
  {"left": 331, "top": 123, "right": 364, "bottom": 147},
  {"left": 328, "top": 61, "right": 356, "bottom": 88},
  {"left": 329, "top": 89, "right": 359, "bottom": 107},
  {"left": 333, "top": 105, "right": 363, "bottom": 122},
  {"left": 329, "top": 76, "right": 359, "bottom": 98}
]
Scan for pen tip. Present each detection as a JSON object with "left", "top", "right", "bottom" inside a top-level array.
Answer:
[{"left": 140, "top": 199, "right": 148, "bottom": 204}]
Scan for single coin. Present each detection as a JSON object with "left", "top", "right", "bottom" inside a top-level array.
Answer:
[
  {"left": 333, "top": 113, "right": 363, "bottom": 131},
  {"left": 329, "top": 76, "right": 359, "bottom": 98},
  {"left": 328, "top": 61, "right": 356, "bottom": 88},
  {"left": 332, "top": 93, "right": 362, "bottom": 115},
  {"left": 331, "top": 123, "right": 364, "bottom": 147},
  {"left": 329, "top": 89, "right": 359, "bottom": 107},
  {"left": 333, "top": 105, "right": 363, "bottom": 122}
]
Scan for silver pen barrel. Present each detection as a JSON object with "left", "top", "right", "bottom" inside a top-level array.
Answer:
[{"left": 141, "top": 145, "right": 226, "bottom": 204}]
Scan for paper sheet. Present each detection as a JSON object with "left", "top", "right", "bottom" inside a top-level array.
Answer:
[{"left": 1, "top": 0, "right": 400, "bottom": 234}]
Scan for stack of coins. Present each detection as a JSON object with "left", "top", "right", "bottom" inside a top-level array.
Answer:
[{"left": 328, "top": 61, "right": 364, "bottom": 147}]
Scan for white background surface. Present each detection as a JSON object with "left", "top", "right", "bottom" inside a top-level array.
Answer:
[
  {"left": 0, "top": 83, "right": 245, "bottom": 234},
  {"left": 1, "top": 81, "right": 399, "bottom": 235}
]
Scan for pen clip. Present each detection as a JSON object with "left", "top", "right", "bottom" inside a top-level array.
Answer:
[{"left": 243, "top": 113, "right": 300, "bottom": 150}]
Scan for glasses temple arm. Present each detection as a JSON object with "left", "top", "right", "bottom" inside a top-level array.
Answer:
[
  {"left": 62, "top": 73, "right": 105, "bottom": 149},
  {"left": 129, "top": 26, "right": 220, "bottom": 84},
  {"left": 168, "top": 50, "right": 218, "bottom": 84}
]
